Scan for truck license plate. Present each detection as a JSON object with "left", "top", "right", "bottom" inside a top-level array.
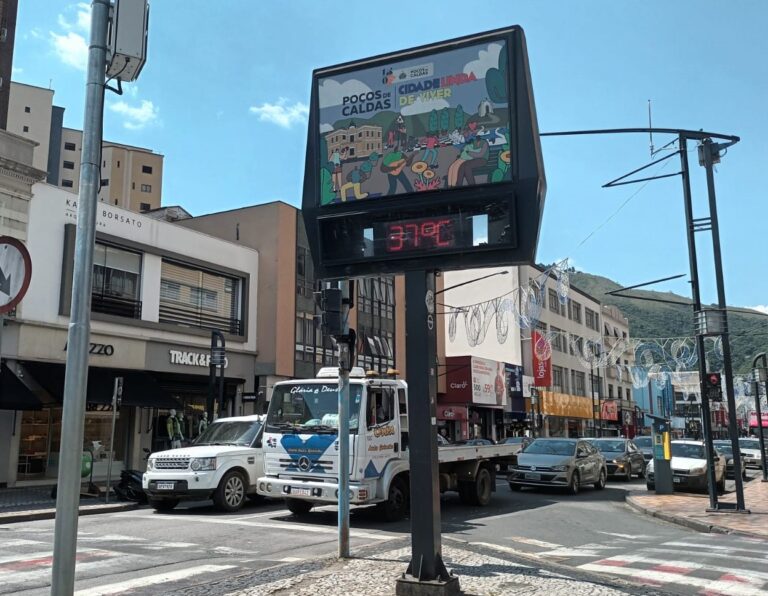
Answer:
[
  {"left": 292, "top": 487, "right": 311, "bottom": 496},
  {"left": 157, "top": 482, "right": 175, "bottom": 490},
  {"left": 673, "top": 477, "right": 682, "bottom": 483},
  {"left": 524, "top": 473, "right": 541, "bottom": 481}
]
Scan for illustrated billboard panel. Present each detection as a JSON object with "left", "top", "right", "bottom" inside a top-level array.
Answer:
[{"left": 317, "top": 40, "right": 511, "bottom": 205}]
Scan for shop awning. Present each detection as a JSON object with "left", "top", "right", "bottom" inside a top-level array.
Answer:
[
  {"left": 0, "top": 364, "right": 43, "bottom": 410},
  {"left": 21, "top": 363, "right": 181, "bottom": 410}
]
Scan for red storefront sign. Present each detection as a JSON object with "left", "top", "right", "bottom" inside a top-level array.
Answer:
[
  {"left": 437, "top": 405, "right": 468, "bottom": 420},
  {"left": 531, "top": 331, "right": 551, "bottom": 387},
  {"left": 749, "top": 412, "right": 768, "bottom": 428}
]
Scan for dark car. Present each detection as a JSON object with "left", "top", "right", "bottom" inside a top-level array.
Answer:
[
  {"left": 508, "top": 438, "right": 607, "bottom": 495},
  {"left": 633, "top": 436, "right": 654, "bottom": 463},
  {"left": 714, "top": 441, "right": 749, "bottom": 480},
  {"left": 586, "top": 438, "right": 646, "bottom": 480}
]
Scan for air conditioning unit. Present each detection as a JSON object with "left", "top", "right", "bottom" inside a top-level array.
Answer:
[{"left": 106, "top": 0, "right": 149, "bottom": 82}]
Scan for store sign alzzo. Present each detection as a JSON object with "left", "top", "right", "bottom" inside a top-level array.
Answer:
[{"left": 169, "top": 349, "right": 228, "bottom": 368}]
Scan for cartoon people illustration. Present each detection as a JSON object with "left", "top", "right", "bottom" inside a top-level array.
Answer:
[
  {"left": 330, "top": 147, "right": 347, "bottom": 193},
  {"left": 447, "top": 133, "right": 490, "bottom": 187},
  {"left": 421, "top": 133, "right": 439, "bottom": 167},
  {"left": 396, "top": 114, "right": 408, "bottom": 149},
  {"left": 339, "top": 152, "right": 380, "bottom": 200},
  {"left": 381, "top": 149, "right": 414, "bottom": 195}
]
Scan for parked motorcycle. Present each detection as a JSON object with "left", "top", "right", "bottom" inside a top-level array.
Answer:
[{"left": 113, "top": 448, "right": 150, "bottom": 504}]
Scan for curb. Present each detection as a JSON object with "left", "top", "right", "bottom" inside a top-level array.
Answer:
[
  {"left": 625, "top": 495, "right": 763, "bottom": 540},
  {"left": 0, "top": 501, "right": 139, "bottom": 525}
]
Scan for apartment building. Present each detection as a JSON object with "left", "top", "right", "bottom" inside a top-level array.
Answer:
[
  {"left": 6, "top": 81, "right": 164, "bottom": 212},
  {"left": 176, "top": 202, "right": 402, "bottom": 411},
  {"left": 0, "top": 182, "right": 259, "bottom": 487},
  {"left": 601, "top": 304, "right": 637, "bottom": 434},
  {"left": 0, "top": 0, "right": 19, "bottom": 130}
]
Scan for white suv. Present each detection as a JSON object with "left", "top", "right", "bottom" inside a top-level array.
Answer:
[{"left": 143, "top": 415, "right": 265, "bottom": 512}]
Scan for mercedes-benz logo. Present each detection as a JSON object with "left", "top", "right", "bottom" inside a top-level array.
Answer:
[
  {"left": 531, "top": 466, "right": 537, "bottom": 471},
  {"left": 298, "top": 456, "right": 311, "bottom": 471}
]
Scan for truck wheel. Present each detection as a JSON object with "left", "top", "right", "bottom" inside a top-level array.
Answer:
[
  {"left": 213, "top": 470, "right": 247, "bottom": 512},
  {"left": 459, "top": 466, "right": 492, "bottom": 506},
  {"left": 149, "top": 498, "right": 178, "bottom": 512},
  {"left": 378, "top": 476, "right": 409, "bottom": 522},
  {"left": 286, "top": 498, "right": 313, "bottom": 516}
]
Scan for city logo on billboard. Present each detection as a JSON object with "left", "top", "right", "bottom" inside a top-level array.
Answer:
[
  {"left": 169, "top": 349, "right": 228, "bottom": 368},
  {"left": 449, "top": 381, "right": 468, "bottom": 390}
]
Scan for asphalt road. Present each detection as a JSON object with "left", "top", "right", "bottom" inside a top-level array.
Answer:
[{"left": 0, "top": 470, "right": 765, "bottom": 595}]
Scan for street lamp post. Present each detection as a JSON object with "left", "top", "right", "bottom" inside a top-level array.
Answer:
[{"left": 751, "top": 353, "right": 768, "bottom": 482}]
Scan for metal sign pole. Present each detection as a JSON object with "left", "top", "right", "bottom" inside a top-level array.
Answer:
[
  {"left": 105, "top": 377, "right": 123, "bottom": 504},
  {"left": 51, "top": 2, "right": 109, "bottom": 593},
  {"left": 337, "top": 341, "right": 350, "bottom": 558}
]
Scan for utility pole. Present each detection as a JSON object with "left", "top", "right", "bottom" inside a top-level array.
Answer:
[
  {"left": 51, "top": 1, "right": 110, "bottom": 593},
  {"left": 751, "top": 353, "right": 768, "bottom": 482}
]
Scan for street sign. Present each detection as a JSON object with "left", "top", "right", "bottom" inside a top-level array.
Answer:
[
  {"left": 302, "top": 26, "right": 546, "bottom": 279},
  {"left": 0, "top": 236, "right": 32, "bottom": 314}
]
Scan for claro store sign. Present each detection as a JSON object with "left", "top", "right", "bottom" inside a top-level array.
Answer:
[{"left": 169, "top": 349, "right": 229, "bottom": 368}]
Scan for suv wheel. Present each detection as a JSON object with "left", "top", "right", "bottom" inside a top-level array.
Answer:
[
  {"left": 213, "top": 470, "right": 247, "bottom": 512},
  {"left": 567, "top": 471, "right": 580, "bottom": 495}
]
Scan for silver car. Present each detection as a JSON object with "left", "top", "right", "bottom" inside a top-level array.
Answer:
[{"left": 508, "top": 438, "right": 607, "bottom": 495}]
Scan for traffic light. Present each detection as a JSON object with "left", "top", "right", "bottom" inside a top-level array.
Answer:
[
  {"left": 704, "top": 372, "right": 723, "bottom": 402},
  {"left": 315, "top": 287, "right": 345, "bottom": 336}
]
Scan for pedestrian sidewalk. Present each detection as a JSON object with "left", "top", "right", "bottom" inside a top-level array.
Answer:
[
  {"left": 627, "top": 477, "right": 768, "bottom": 539},
  {"left": 168, "top": 539, "right": 665, "bottom": 596},
  {"left": 0, "top": 485, "right": 137, "bottom": 524}
]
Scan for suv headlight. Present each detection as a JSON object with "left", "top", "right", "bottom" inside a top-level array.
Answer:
[
  {"left": 190, "top": 457, "right": 217, "bottom": 471},
  {"left": 551, "top": 465, "right": 567, "bottom": 472},
  {"left": 613, "top": 457, "right": 627, "bottom": 464},
  {"left": 690, "top": 466, "right": 706, "bottom": 475},
  {"left": 146, "top": 458, "right": 155, "bottom": 471}
]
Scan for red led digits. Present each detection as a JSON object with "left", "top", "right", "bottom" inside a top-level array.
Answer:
[{"left": 384, "top": 217, "right": 457, "bottom": 253}]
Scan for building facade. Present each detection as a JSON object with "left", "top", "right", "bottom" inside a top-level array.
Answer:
[
  {"left": 325, "top": 122, "right": 383, "bottom": 161},
  {"left": 0, "top": 183, "right": 259, "bottom": 487},
  {"left": 7, "top": 82, "right": 164, "bottom": 212},
  {"left": 601, "top": 304, "right": 637, "bottom": 436}
]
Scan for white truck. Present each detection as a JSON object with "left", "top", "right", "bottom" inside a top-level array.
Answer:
[
  {"left": 256, "top": 368, "right": 517, "bottom": 521},
  {"left": 142, "top": 414, "right": 266, "bottom": 512}
]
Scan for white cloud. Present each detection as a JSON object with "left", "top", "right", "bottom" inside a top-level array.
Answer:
[
  {"left": 463, "top": 43, "right": 503, "bottom": 80},
  {"left": 109, "top": 99, "right": 159, "bottom": 130},
  {"left": 747, "top": 305, "right": 768, "bottom": 315},
  {"left": 319, "top": 123, "right": 334, "bottom": 133},
  {"left": 58, "top": 3, "right": 91, "bottom": 32},
  {"left": 400, "top": 97, "right": 449, "bottom": 116},
  {"left": 249, "top": 99, "right": 308, "bottom": 128},
  {"left": 50, "top": 31, "right": 89, "bottom": 70},
  {"left": 11, "top": 67, "right": 23, "bottom": 75},
  {"left": 318, "top": 78, "right": 372, "bottom": 108}
]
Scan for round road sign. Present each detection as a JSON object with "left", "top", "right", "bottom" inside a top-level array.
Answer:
[{"left": 0, "top": 236, "right": 32, "bottom": 314}]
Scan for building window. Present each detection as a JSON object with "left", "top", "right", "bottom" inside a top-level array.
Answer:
[
  {"left": 568, "top": 300, "right": 582, "bottom": 324},
  {"left": 62, "top": 179, "right": 74, "bottom": 188},
  {"left": 552, "top": 366, "right": 564, "bottom": 392},
  {"left": 91, "top": 242, "right": 142, "bottom": 319},
  {"left": 101, "top": 179, "right": 109, "bottom": 187},
  {"left": 626, "top": 388, "right": 631, "bottom": 401},
  {"left": 585, "top": 307, "right": 598, "bottom": 331},
  {"left": 132, "top": 182, "right": 135, "bottom": 189},
  {"left": 572, "top": 371, "right": 586, "bottom": 396},
  {"left": 608, "top": 384, "right": 614, "bottom": 398},
  {"left": 24, "top": 106, "right": 31, "bottom": 113},
  {"left": 551, "top": 326, "right": 564, "bottom": 352},
  {"left": 140, "top": 184, "right": 152, "bottom": 192},
  {"left": 159, "top": 260, "right": 243, "bottom": 334},
  {"left": 63, "top": 161, "right": 75, "bottom": 170},
  {"left": 297, "top": 247, "right": 307, "bottom": 277},
  {"left": 64, "top": 142, "right": 76, "bottom": 151},
  {"left": 23, "top": 126, "right": 29, "bottom": 132},
  {"left": 548, "top": 288, "right": 560, "bottom": 314},
  {"left": 142, "top": 165, "right": 153, "bottom": 174},
  {"left": 113, "top": 199, "right": 118, "bottom": 205},
  {"left": 117, "top": 160, "right": 120, "bottom": 168}
]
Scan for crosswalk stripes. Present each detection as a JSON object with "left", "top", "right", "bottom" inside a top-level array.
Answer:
[{"left": 74, "top": 564, "right": 237, "bottom": 596}]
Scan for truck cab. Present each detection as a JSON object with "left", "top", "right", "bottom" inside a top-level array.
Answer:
[
  {"left": 143, "top": 414, "right": 265, "bottom": 513},
  {"left": 257, "top": 368, "right": 411, "bottom": 520}
]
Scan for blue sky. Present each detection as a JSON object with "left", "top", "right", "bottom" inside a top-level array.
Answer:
[{"left": 12, "top": 1, "right": 768, "bottom": 311}]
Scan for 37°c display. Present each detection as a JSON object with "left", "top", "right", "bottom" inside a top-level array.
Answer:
[{"left": 375, "top": 215, "right": 470, "bottom": 253}]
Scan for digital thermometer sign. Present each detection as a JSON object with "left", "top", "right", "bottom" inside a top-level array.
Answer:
[{"left": 377, "top": 215, "right": 465, "bottom": 253}]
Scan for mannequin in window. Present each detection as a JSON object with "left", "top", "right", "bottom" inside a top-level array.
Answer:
[
  {"left": 167, "top": 409, "right": 183, "bottom": 449},
  {"left": 198, "top": 411, "right": 209, "bottom": 436}
]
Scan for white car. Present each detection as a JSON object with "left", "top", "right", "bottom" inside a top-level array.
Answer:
[
  {"left": 738, "top": 438, "right": 765, "bottom": 468},
  {"left": 143, "top": 415, "right": 265, "bottom": 512},
  {"left": 646, "top": 440, "right": 726, "bottom": 493}
]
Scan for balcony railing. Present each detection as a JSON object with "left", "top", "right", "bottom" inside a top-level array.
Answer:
[
  {"left": 159, "top": 303, "right": 243, "bottom": 335},
  {"left": 91, "top": 293, "right": 142, "bottom": 319}
]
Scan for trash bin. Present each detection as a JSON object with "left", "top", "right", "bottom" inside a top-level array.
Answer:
[{"left": 81, "top": 451, "right": 93, "bottom": 478}]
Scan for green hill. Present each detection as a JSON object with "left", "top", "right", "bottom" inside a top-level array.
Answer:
[{"left": 562, "top": 270, "right": 768, "bottom": 374}]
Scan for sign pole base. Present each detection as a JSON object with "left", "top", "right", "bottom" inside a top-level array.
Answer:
[{"left": 396, "top": 573, "right": 461, "bottom": 596}]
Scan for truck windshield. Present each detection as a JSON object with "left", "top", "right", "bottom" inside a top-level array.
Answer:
[
  {"left": 195, "top": 421, "right": 262, "bottom": 446},
  {"left": 266, "top": 382, "right": 363, "bottom": 434}
]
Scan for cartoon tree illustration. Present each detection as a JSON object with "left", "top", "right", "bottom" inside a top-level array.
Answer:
[
  {"left": 454, "top": 105, "right": 465, "bottom": 131},
  {"left": 439, "top": 108, "right": 450, "bottom": 134},
  {"left": 320, "top": 168, "right": 336, "bottom": 205},
  {"left": 485, "top": 48, "right": 508, "bottom": 104},
  {"left": 428, "top": 109, "right": 438, "bottom": 134}
]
